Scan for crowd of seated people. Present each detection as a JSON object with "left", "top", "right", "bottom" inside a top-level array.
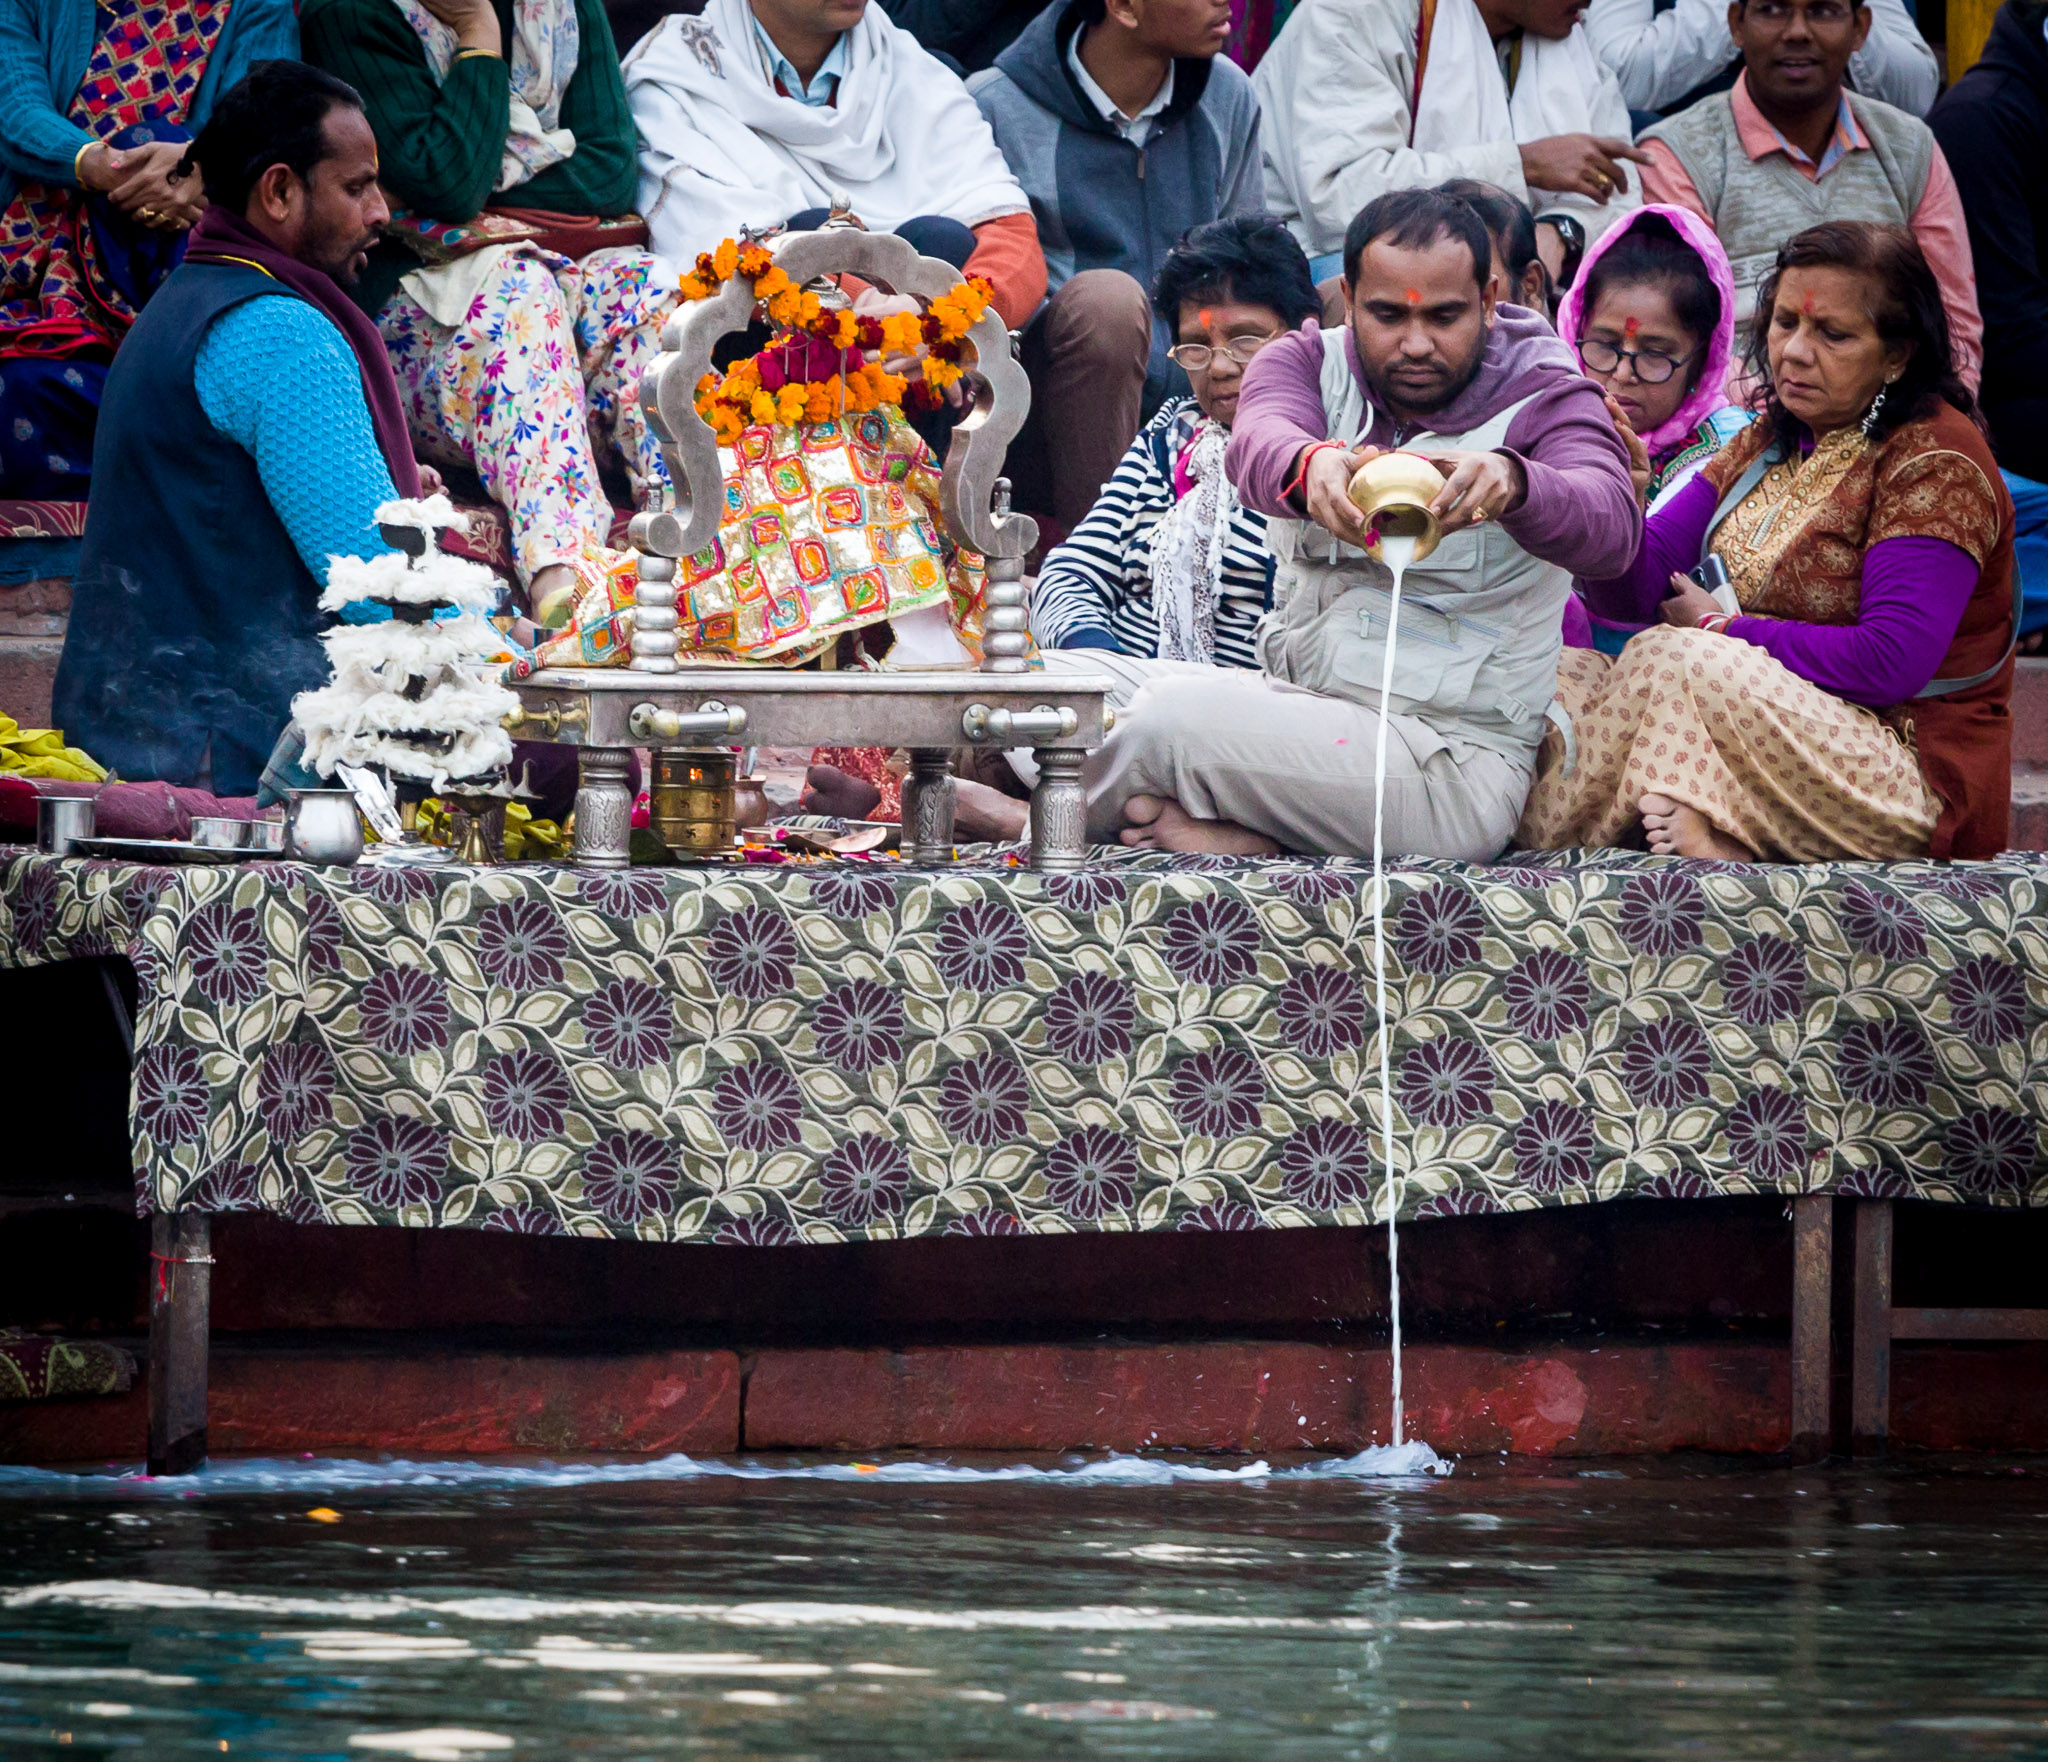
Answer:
[{"left": 20, "top": 0, "right": 2042, "bottom": 869}]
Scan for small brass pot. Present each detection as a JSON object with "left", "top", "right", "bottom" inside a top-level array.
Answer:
[
  {"left": 1346, "top": 452, "right": 1449, "bottom": 563},
  {"left": 652, "top": 749, "right": 737, "bottom": 859}
]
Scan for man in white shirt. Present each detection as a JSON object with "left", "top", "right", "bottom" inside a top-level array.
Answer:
[
  {"left": 1254, "top": 0, "right": 1650, "bottom": 282},
  {"left": 1586, "top": 0, "right": 1937, "bottom": 117}
]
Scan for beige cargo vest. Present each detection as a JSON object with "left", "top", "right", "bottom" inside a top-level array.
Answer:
[{"left": 1258, "top": 326, "right": 1569, "bottom": 766}]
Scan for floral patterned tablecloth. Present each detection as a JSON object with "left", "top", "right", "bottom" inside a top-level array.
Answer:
[{"left": 3, "top": 847, "right": 2044, "bottom": 1242}]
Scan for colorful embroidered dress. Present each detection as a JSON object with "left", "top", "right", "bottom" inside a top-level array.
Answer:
[{"left": 0, "top": 0, "right": 224, "bottom": 359}]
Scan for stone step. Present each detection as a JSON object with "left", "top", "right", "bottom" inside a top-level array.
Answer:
[
  {"left": 2012, "top": 761, "right": 2048, "bottom": 853},
  {"left": 2016, "top": 657, "right": 2048, "bottom": 766}
]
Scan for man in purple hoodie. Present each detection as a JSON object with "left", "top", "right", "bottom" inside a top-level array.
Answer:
[{"left": 1073, "top": 187, "right": 1641, "bottom": 858}]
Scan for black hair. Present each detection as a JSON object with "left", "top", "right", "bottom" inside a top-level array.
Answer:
[
  {"left": 1435, "top": 178, "right": 1551, "bottom": 312},
  {"left": 1342, "top": 187, "right": 1493, "bottom": 292},
  {"left": 1746, "top": 220, "right": 1977, "bottom": 451},
  {"left": 1072, "top": 0, "right": 1111, "bottom": 27},
  {"left": 1577, "top": 211, "right": 1721, "bottom": 390},
  {"left": 1152, "top": 216, "right": 1323, "bottom": 333},
  {"left": 184, "top": 60, "right": 366, "bottom": 213}
]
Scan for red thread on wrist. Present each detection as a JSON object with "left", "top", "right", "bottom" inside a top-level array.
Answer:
[{"left": 1285, "top": 441, "right": 1340, "bottom": 508}]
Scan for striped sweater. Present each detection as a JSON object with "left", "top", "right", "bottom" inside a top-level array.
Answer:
[{"left": 1027, "top": 397, "right": 1274, "bottom": 669}]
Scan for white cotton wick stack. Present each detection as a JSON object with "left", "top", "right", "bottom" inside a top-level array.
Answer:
[{"left": 1371, "top": 530, "right": 1417, "bottom": 1451}]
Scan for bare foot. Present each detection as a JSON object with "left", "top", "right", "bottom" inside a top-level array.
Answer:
[
  {"left": 1119, "top": 793, "right": 1166, "bottom": 848},
  {"left": 953, "top": 777, "right": 1030, "bottom": 843},
  {"left": 1123, "top": 797, "right": 1280, "bottom": 856},
  {"left": 1640, "top": 792, "right": 1755, "bottom": 860},
  {"left": 800, "top": 763, "right": 883, "bottom": 820}
]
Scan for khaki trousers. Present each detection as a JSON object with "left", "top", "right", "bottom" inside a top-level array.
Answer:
[{"left": 1031, "top": 654, "right": 1531, "bottom": 860}]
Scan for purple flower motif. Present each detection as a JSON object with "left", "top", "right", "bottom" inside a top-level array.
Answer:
[
  {"left": 937, "top": 1053, "right": 1030, "bottom": 1146},
  {"left": 811, "top": 979, "right": 907, "bottom": 1071},
  {"left": 580, "top": 870, "right": 668, "bottom": 918},
  {"left": 186, "top": 1162, "right": 260, "bottom": 1210},
  {"left": 1948, "top": 955, "right": 2026, "bottom": 1047},
  {"left": 1841, "top": 882, "right": 1926, "bottom": 961},
  {"left": 1043, "top": 970, "right": 1135, "bottom": 1064},
  {"left": 808, "top": 868, "right": 898, "bottom": 918},
  {"left": 1045, "top": 870, "right": 1125, "bottom": 912},
  {"left": 256, "top": 1043, "right": 334, "bottom": 1140},
  {"left": 1416, "top": 1188, "right": 1502, "bottom": 1217},
  {"left": 1393, "top": 885, "right": 1486, "bottom": 975},
  {"left": 360, "top": 966, "right": 451, "bottom": 1056},
  {"left": 484, "top": 1204, "right": 563, "bottom": 1234},
  {"left": 1513, "top": 1101, "right": 1596, "bottom": 1194},
  {"left": 1168, "top": 1046, "right": 1266, "bottom": 1137},
  {"left": 11, "top": 864, "right": 58, "bottom": 951},
  {"left": 1503, "top": 948, "right": 1591, "bottom": 1040},
  {"left": 582, "top": 978, "right": 672, "bottom": 1068},
  {"left": 1945, "top": 1109, "right": 2037, "bottom": 1196},
  {"left": 1277, "top": 964, "right": 1366, "bottom": 1058},
  {"left": 1618, "top": 871, "right": 1704, "bottom": 955},
  {"left": 1723, "top": 937, "right": 1805, "bottom": 1026},
  {"left": 1621, "top": 1015, "right": 1712, "bottom": 1109},
  {"left": 1178, "top": 1198, "right": 1266, "bottom": 1231},
  {"left": 1269, "top": 865, "right": 1355, "bottom": 906},
  {"left": 946, "top": 1207, "right": 1026, "bottom": 1236},
  {"left": 1636, "top": 1170, "right": 1712, "bottom": 1199},
  {"left": 476, "top": 898, "right": 569, "bottom": 990},
  {"left": 1395, "top": 1037, "right": 1495, "bottom": 1128},
  {"left": 583, "top": 1131, "right": 677, "bottom": 1224},
  {"left": 1922, "top": 867, "right": 2002, "bottom": 901},
  {"left": 481, "top": 1048, "right": 572, "bottom": 1140},
  {"left": 819, "top": 1133, "right": 912, "bottom": 1225},
  {"left": 1160, "top": 895, "right": 1261, "bottom": 986},
  {"left": 704, "top": 905, "right": 797, "bottom": 1000},
  {"left": 354, "top": 862, "right": 435, "bottom": 906},
  {"left": 345, "top": 1116, "right": 448, "bottom": 1210},
  {"left": 934, "top": 898, "right": 1029, "bottom": 991},
  {"left": 712, "top": 1060, "right": 803, "bottom": 1151},
  {"left": 1043, "top": 1125, "right": 1140, "bottom": 1220},
  {"left": 135, "top": 1045, "right": 207, "bottom": 1144},
  {"left": 714, "top": 1212, "right": 801, "bottom": 1246},
  {"left": 1839, "top": 1020, "right": 1936, "bottom": 1109},
  {"left": 186, "top": 902, "right": 266, "bottom": 1006},
  {"left": 1726, "top": 1087, "right": 1810, "bottom": 1183},
  {"left": 1278, "top": 1117, "right": 1377, "bottom": 1211},
  {"left": 1168, "top": 851, "right": 1244, "bottom": 872},
  {"left": 1482, "top": 864, "right": 1569, "bottom": 891},
  {"left": 304, "top": 891, "right": 343, "bottom": 973},
  {"left": 279, "top": 1186, "right": 328, "bottom": 1227},
  {"left": 1839, "top": 1167, "right": 1912, "bottom": 1198}
]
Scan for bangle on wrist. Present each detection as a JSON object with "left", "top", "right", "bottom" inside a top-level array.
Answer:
[
  {"left": 1699, "top": 612, "right": 1733, "bottom": 636},
  {"left": 73, "top": 139, "right": 100, "bottom": 184},
  {"left": 1284, "top": 441, "right": 1339, "bottom": 507},
  {"left": 454, "top": 44, "right": 502, "bottom": 58}
]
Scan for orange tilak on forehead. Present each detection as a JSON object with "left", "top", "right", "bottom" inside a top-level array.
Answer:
[
  {"left": 1622, "top": 315, "right": 1640, "bottom": 339},
  {"left": 1404, "top": 288, "right": 1422, "bottom": 307},
  {"left": 1800, "top": 292, "right": 1818, "bottom": 316}
]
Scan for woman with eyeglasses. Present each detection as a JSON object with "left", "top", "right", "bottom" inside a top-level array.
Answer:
[
  {"left": 1557, "top": 204, "right": 1752, "bottom": 649},
  {"left": 1026, "top": 216, "right": 1324, "bottom": 670}
]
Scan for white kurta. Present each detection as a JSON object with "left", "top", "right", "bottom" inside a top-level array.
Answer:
[{"left": 1253, "top": 0, "right": 1641, "bottom": 258}]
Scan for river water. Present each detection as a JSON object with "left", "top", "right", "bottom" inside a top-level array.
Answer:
[{"left": 2, "top": 1452, "right": 2045, "bottom": 1759}]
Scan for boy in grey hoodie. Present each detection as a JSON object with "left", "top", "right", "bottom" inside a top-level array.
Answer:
[{"left": 970, "top": 0, "right": 1264, "bottom": 532}]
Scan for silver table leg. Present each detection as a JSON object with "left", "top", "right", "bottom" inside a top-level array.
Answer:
[
  {"left": 574, "top": 746, "right": 635, "bottom": 870},
  {"left": 901, "top": 747, "right": 957, "bottom": 865},
  {"left": 1029, "top": 746, "right": 1088, "bottom": 872}
]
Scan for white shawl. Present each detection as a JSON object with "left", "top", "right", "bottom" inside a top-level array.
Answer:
[
  {"left": 1147, "top": 412, "right": 1233, "bottom": 665},
  {"left": 390, "top": 0, "right": 579, "bottom": 192},
  {"left": 624, "top": 0, "right": 1029, "bottom": 264},
  {"left": 1410, "top": 0, "right": 1639, "bottom": 228}
]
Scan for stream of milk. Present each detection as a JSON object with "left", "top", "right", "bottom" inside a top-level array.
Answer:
[{"left": 1371, "top": 531, "right": 1416, "bottom": 1447}]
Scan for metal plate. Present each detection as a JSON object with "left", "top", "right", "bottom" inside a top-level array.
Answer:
[{"left": 72, "top": 837, "right": 282, "bottom": 865}]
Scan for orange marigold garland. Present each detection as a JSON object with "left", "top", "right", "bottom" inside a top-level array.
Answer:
[{"left": 681, "top": 237, "right": 992, "bottom": 444}]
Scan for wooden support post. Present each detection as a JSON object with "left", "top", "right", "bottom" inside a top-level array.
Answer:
[
  {"left": 1851, "top": 1199, "right": 1893, "bottom": 1457},
  {"left": 148, "top": 1211, "right": 211, "bottom": 1476},
  {"left": 1789, "top": 1195, "right": 1833, "bottom": 1464}
]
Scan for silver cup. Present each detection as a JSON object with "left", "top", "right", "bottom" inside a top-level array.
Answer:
[
  {"left": 245, "top": 819, "right": 287, "bottom": 854},
  {"left": 190, "top": 816, "right": 248, "bottom": 850},
  {"left": 36, "top": 794, "right": 95, "bottom": 857}
]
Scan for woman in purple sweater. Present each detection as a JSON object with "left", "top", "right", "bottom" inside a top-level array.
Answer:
[{"left": 1519, "top": 222, "right": 2017, "bottom": 864}]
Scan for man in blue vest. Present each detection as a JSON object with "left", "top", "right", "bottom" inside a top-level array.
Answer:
[{"left": 52, "top": 61, "right": 420, "bottom": 795}]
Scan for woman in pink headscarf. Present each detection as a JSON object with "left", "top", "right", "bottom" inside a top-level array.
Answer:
[{"left": 1558, "top": 202, "right": 1751, "bottom": 652}]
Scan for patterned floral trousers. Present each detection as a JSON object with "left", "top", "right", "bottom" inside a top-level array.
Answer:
[
  {"left": 378, "top": 245, "right": 681, "bottom": 587},
  {"left": 1518, "top": 625, "right": 1941, "bottom": 861}
]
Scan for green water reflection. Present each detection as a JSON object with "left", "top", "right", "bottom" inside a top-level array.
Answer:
[{"left": 3, "top": 1458, "right": 2047, "bottom": 1758}]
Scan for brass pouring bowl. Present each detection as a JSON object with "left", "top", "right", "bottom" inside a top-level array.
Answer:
[{"left": 1346, "top": 453, "right": 1449, "bottom": 563}]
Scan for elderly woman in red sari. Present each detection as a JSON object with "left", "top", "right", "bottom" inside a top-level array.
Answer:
[
  {"left": 1521, "top": 221, "right": 2016, "bottom": 863},
  {"left": 0, "top": 0, "right": 297, "bottom": 499}
]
